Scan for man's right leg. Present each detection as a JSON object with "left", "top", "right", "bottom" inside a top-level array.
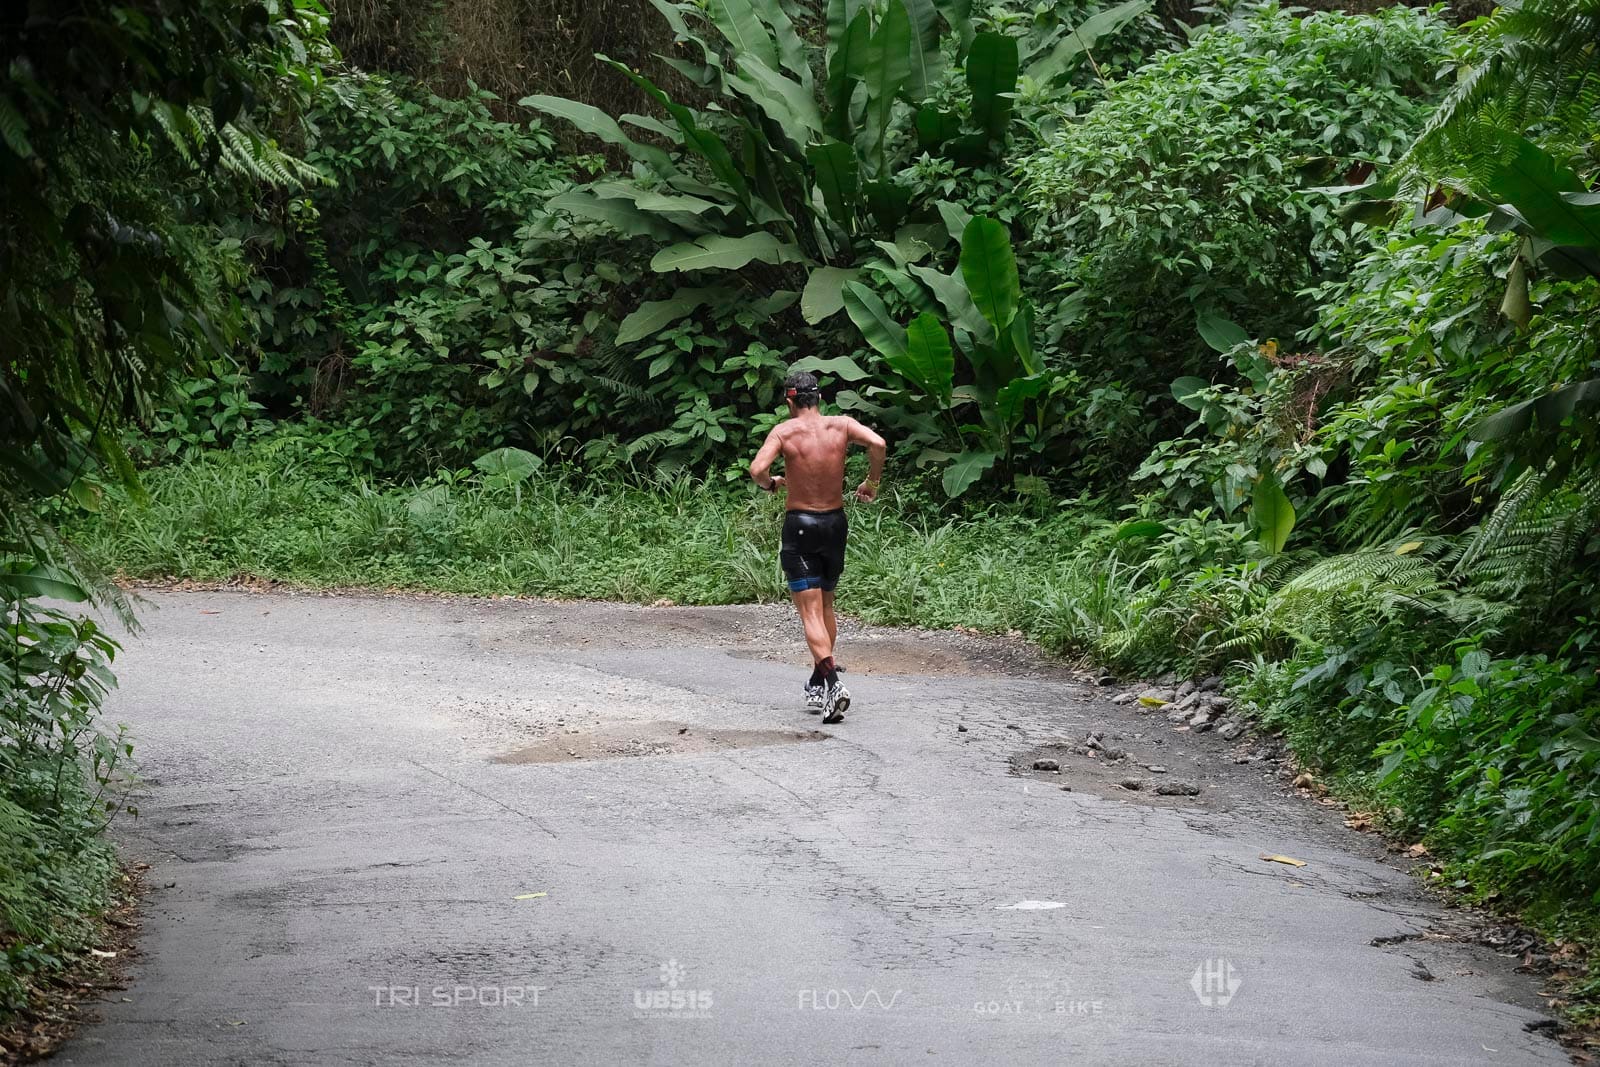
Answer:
[{"left": 821, "top": 590, "right": 838, "bottom": 651}]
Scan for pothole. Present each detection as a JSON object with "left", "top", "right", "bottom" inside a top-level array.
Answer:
[{"left": 491, "top": 721, "right": 830, "bottom": 764}]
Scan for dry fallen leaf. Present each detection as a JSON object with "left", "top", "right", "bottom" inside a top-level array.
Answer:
[
  {"left": 89, "top": 949, "right": 116, "bottom": 959},
  {"left": 1260, "top": 853, "right": 1308, "bottom": 868},
  {"left": 1405, "top": 843, "right": 1429, "bottom": 857}
]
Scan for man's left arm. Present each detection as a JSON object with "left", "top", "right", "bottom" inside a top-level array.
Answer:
[
  {"left": 846, "top": 419, "right": 887, "bottom": 502},
  {"left": 749, "top": 426, "right": 786, "bottom": 493}
]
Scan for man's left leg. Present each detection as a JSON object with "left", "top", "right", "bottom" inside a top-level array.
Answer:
[{"left": 789, "top": 585, "right": 834, "bottom": 667}]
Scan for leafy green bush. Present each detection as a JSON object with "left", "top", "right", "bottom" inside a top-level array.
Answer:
[
  {"left": 0, "top": 599, "right": 132, "bottom": 1011},
  {"left": 239, "top": 75, "right": 580, "bottom": 465},
  {"left": 1022, "top": 5, "right": 1452, "bottom": 447}
]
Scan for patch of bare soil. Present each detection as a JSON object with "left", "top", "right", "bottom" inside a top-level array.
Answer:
[
  {"left": 1008, "top": 737, "right": 1226, "bottom": 809},
  {"left": 491, "top": 720, "right": 830, "bottom": 764},
  {"left": 484, "top": 605, "right": 774, "bottom": 652},
  {"left": 0, "top": 864, "right": 144, "bottom": 1066},
  {"left": 732, "top": 629, "right": 1075, "bottom": 679},
  {"left": 730, "top": 638, "right": 1003, "bottom": 677}
]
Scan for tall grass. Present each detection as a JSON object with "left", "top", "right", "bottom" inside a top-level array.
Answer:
[{"left": 69, "top": 444, "right": 1114, "bottom": 645}]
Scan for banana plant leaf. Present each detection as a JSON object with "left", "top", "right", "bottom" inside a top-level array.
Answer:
[
  {"left": 959, "top": 216, "right": 1020, "bottom": 331},
  {"left": 650, "top": 232, "right": 803, "bottom": 272},
  {"left": 520, "top": 96, "right": 676, "bottom": 173},
  {"left": 891, "top": 312, "right": 956, "bottom": 404},
  {"left": 902, "top": 0, "right": 946, "bottom": 101},
  {"left": 801, "top": 266, "right": 862, "bottom": 323},
  {"left": 843, "top": 281, "right": 908, "bottom": 359},
  {"left": 1486, "top": 135, "right": 1600, "bottom": 250},
  {"left": 705, "top": 0, "right": 782, "bottom": 72},
  {"left": 1251, "top": 471, "right": 1296, "bottom": 553},
  {"left": 547, "top": 188, "right": 683, "bottom": 240},
  {"left": 789, "top": 354, "right": 873, "bottom": 381},
  {"left": 729, "top": 55, "right": 823, "bottom": 149},
  {"left": 1196, "top": 312, "right": 1249, "bottom": 353},
  {"left": 860, "top": 0, "right": 912, "bottom": 168},
  {"left": 807, "top": 139, "right": 860, "bottom": 231},
  {"left": 942, "top": 449, "right": 998, "bottom": 498},
  {"left": 0, "top": 564, "right": 90, "bottom": 603},
  {"left": 1023, "top": 0, "right": 1150, "bottom": 84},
  {"left": 615, "top": 287, "right": 733, "bottom": 345},
  {"left": 909, "top": 263, "right": 991, "bottom": 341},
  {"left": 965, "top": 33, "right": 1018, "bottom": 143},
  {"left": 825, "top": 8, "right": 873, "bottom": 142},
  {"left": 747, "top": 0, "right": 812, "bottom": 89}
]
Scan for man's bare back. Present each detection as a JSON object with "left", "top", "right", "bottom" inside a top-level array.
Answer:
[{"left": 759, "top": 413, "right": 879, "bottom": 511}]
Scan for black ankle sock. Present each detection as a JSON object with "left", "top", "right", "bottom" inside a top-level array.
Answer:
[
  {"left": 818, "top": 656, "right": 838, "bottom": 685},
  {"left": 809, "top": 663, "right": 824, "bottom": 686}
]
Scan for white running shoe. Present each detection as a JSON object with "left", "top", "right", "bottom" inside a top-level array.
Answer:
[
  {"left": 804, "top": 681, "right": 825, "bottom": 712},
  {"left": 821, "top": 679, "right": 851, "bottom": 724}
]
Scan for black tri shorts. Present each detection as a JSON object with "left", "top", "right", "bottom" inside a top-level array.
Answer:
[{"left": 780, "top": 508, "right": 848, "bottom": 593}]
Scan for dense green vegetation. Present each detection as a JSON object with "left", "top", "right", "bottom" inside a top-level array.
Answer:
[
  {"left": 1, "top": 0, "right": 331, "bottom": 1025},
  {"left": 7, "top": 0, "right": 1600, "bottom": 1031}
]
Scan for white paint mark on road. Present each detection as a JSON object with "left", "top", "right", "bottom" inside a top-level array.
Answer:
[{"left": 996, "top": 900, "right": 1067, "bottom": 910}]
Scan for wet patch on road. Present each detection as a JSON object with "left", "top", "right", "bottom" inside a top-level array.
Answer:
[{"left": 491, "top": 720, "right": 829, "bottom": 764}]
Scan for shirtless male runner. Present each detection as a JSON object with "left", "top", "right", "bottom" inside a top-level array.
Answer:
[{"left": 749, "top": 371, "right": 887, "bottom": 724}]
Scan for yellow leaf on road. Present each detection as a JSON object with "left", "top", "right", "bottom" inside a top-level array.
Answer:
[
  {"left": 1260, "top": 854, "right": 1307, "bottom": 867},
  {"left": 1137, "top": 697, "right": 1168, "bottom": 707},
  {"left": 513, "top": 892, "right": 547, "bottom": 900}
]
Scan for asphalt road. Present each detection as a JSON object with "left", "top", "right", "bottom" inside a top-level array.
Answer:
[{"left": 61, "top": 589, "right": 1565, "bottom": 1066}]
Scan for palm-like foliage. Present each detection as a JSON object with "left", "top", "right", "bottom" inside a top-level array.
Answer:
[
  {"left": 523, "top": 0, "right": 1151, "bottom": 331},
  {"left": 1398, "top": 0, "right": 1600, "bottom": 192}
]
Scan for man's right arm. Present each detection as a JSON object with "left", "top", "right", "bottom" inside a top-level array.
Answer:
[{"left": 848, "top": 419, "right": 887, "bottom": 502}]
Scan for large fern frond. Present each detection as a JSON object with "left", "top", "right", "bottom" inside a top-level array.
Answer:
[
  {"left": 187, "top": 108, "right": 325, "bottom": 189},
  {"left": 585, "top": 339, "right": 661, "bottom": 408},
  {"left": 1456, "top": 466, "right": 1600, "bottom": 602},
  {"left": 1258, "top": 538, "right": 1489, "bottom": 642}
]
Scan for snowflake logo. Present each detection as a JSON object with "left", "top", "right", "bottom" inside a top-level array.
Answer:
[{"left": 659, "top": 959, "right": 687, "bottom": 988}]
